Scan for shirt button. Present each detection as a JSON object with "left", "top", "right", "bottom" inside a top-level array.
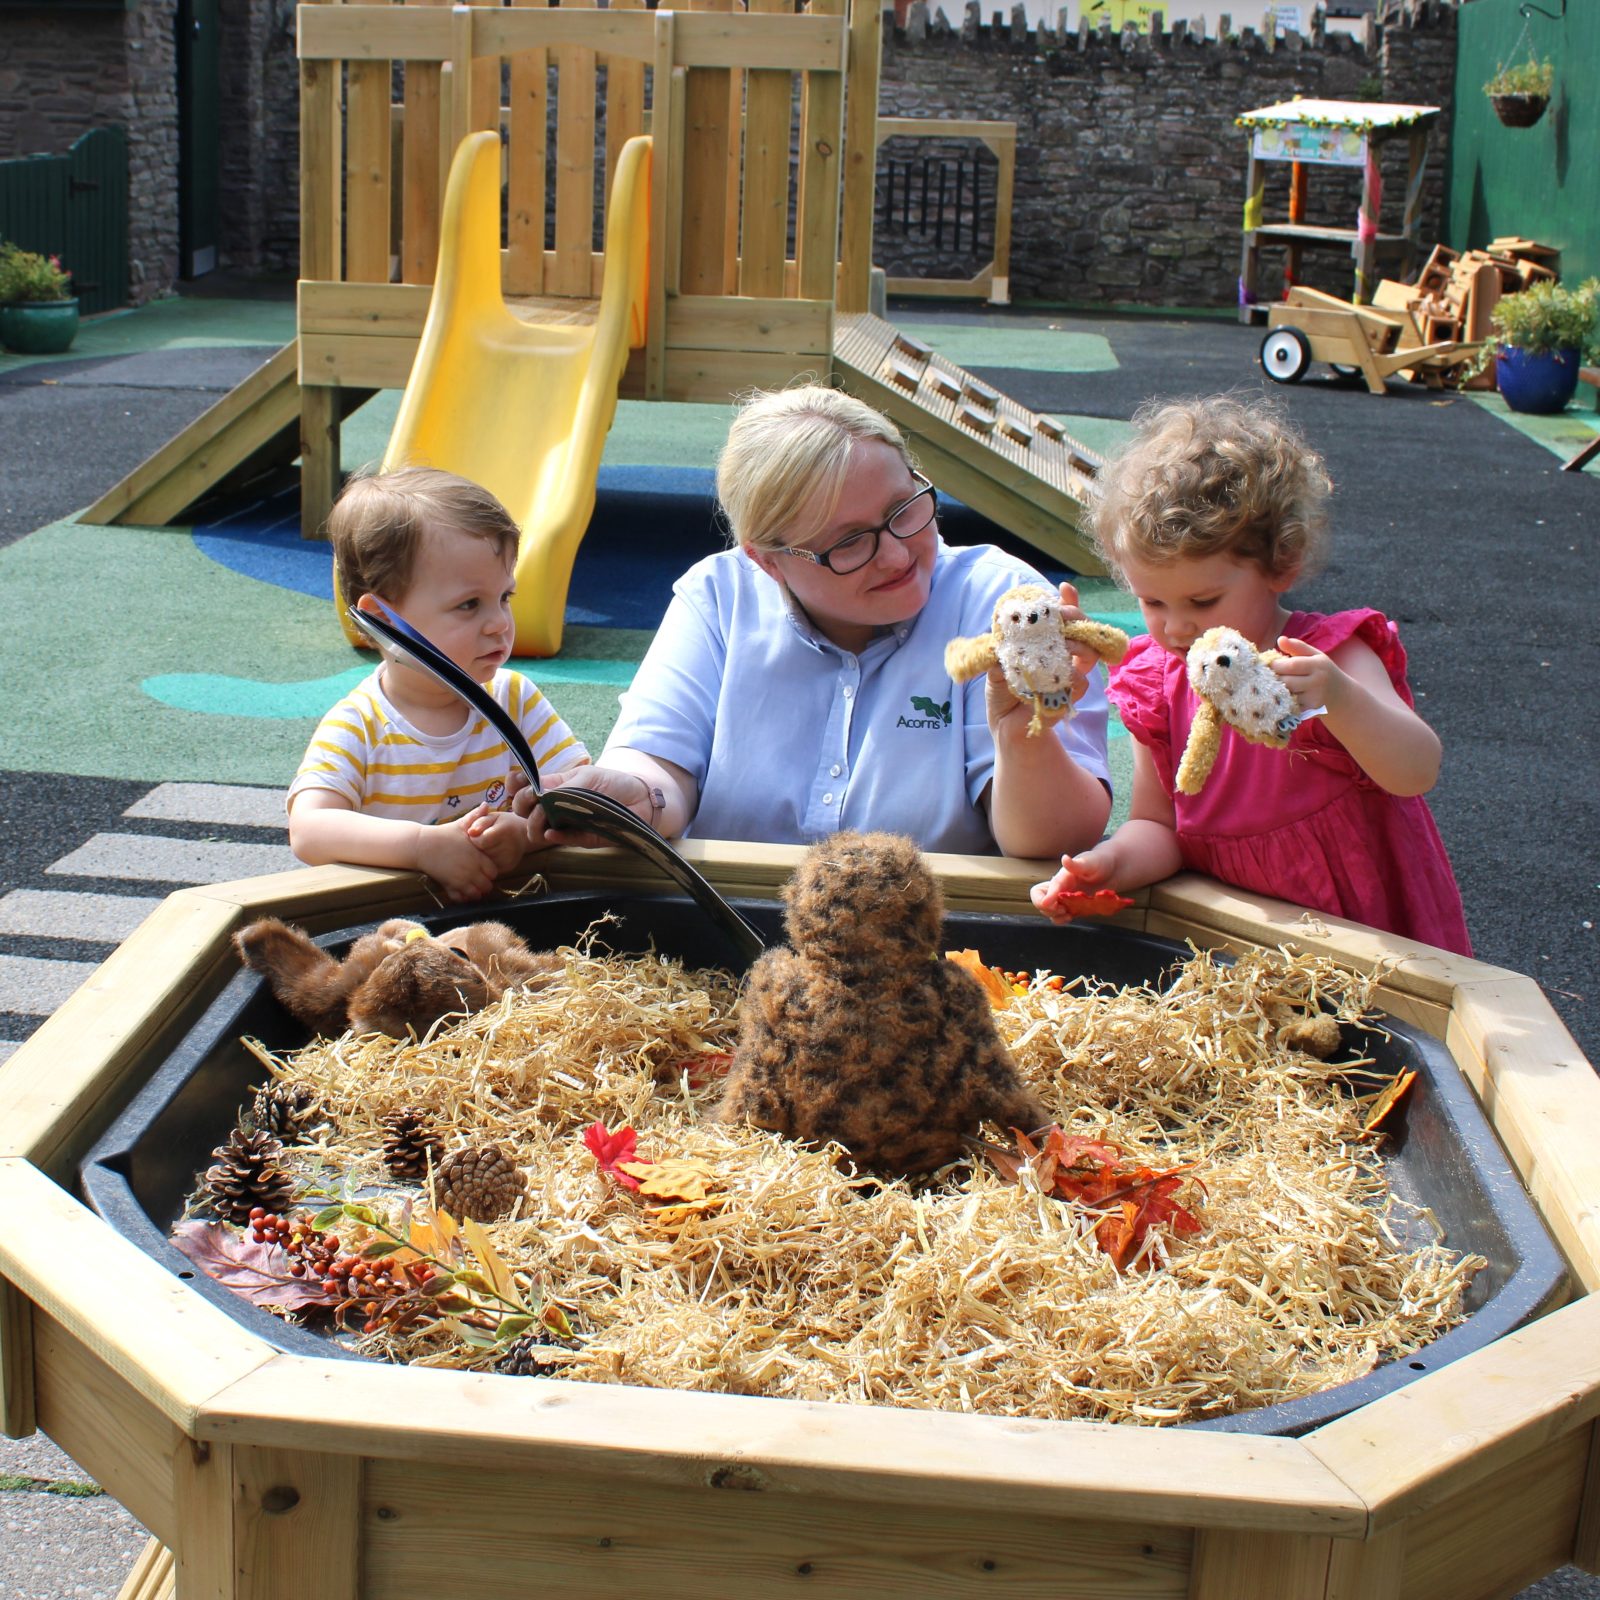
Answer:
[
  {"left": 830, "top": 764, "right": 842, "bottom": 777},
  {"left": 823, "top": 793, "right": 834, "bottom": 805},
  {"left": 842, "top": 686, "right": 853, "bottom": 699}
]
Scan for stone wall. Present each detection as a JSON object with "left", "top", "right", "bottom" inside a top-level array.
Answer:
[
  {"left": 0, "top": 1, "right": 180, "bottom": 304},
  {"left": 877, "top": 0, "right": 1459, "bottom": 307},
  {"left": 216, "top": 0, "right": 302, "bottom": 276}
]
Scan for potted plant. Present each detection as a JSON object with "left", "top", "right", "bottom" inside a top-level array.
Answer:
[
  {"left": 0, "top": 243, "right": 79, "bottom": 354},
  {"left": 1483, "top": 56, "right": 1554, "bottom": 128},
  {"left": 1487, "top": 277, "right": 1600, "bottom": 416}
]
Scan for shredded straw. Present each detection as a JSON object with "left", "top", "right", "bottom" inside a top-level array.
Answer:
[{"left": 225, "top": 927, "right": 1482, "bottom": 1425}]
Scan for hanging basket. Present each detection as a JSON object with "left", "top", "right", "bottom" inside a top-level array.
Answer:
[{"left": 1490, "top": 92, "right": 1549, "bottom": 128}]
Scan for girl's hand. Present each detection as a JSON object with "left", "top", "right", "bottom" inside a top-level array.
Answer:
[
  {"left": 1273, "top": 636, "right": 1345, "bottom": 715},
  {"left": 416, "top": 812, "right": 499, "bottom": 903},
  {"left": 1030, "top": 842, "right": 1120, "bottom": 924}
]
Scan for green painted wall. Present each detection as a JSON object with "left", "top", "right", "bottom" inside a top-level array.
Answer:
[{"left": 1448, "top": 0, "right": 1599, "bottom": 282}]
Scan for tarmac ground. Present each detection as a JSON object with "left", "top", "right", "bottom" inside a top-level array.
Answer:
[{"left": 0, "top": 287, "right": 1596, "bottom": 1599}]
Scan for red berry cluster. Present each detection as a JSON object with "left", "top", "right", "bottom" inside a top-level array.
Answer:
[{"left": 249, "top": 1207, "right": 440, "bottom": 1334}]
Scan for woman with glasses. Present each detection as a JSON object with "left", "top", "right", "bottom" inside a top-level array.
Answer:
[{"left": 524, "top": 384, "right": 1111, "bottom": 857}]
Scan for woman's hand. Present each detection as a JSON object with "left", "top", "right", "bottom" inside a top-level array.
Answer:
[
  {"left": 985, "top": 580, "right": 1094, "bottom": 741},
  {"left": 518, "top": 764, "right": 659, "bottom": 848},
  {"left": 1030, "top": 842, "right": 1121, "bottom": 924}
]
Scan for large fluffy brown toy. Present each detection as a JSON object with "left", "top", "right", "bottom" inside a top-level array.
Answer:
[
  {"left": 234, "top": 917, "right": 561, "bottom": 1039},
  {"left": 717, "top": 831, "right": 1047, "bottom": 1175}
]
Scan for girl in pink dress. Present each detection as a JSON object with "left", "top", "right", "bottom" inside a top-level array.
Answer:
[{"left": 1033, "top": 395, "right": 1470, "bottom": 955}]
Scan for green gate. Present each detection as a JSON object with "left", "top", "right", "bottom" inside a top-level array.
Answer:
[
  {"left": 0, "top": 126, "right": 130, "bottom": 315},
  {"left": 1448, "top": 0, "right": 1599, "bottom": 284}
]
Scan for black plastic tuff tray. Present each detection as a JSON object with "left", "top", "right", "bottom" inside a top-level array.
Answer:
[{"left": 81, "top": 890, "right": 1569, "bottom": 1437}]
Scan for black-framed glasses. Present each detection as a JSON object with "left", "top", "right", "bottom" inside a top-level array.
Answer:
[{"left": 776, "top": 472, "right": 937, "bottom": 575}]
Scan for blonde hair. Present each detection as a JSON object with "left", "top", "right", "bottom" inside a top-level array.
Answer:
[
  {"left": 1091, "top": 395, "right": 1332, "bottom": 582},
  {"left": 329, "top": 466, "right": 520, "bottom": 606},
  {"left": 715, "top": 384, "right": 914, "bottom": 551}
]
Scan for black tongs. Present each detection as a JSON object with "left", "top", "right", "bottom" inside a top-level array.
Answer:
[{"left": 349, "top": 597, "right": 766, "bottom": 963}]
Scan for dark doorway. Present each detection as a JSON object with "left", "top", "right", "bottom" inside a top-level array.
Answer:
[{"left": 177, "top": 0, "right": 221, "bottom": 277}]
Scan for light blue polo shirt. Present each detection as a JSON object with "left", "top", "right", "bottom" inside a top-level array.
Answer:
[{"left": 605, "top": 539, "right": 1111, "bottom": 855}]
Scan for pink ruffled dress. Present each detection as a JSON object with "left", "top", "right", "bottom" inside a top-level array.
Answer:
[{"left": 1108, "top": 609, "right": 1471, "bottom": 955}]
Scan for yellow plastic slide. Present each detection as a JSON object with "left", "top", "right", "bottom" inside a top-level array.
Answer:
[{"left": 337, "top": 129, "right": 651, "bottom": 656}]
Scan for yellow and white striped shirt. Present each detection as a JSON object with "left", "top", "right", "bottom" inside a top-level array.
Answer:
[{"left": 289, "top": 669, "right": 588, "bottom": 822}]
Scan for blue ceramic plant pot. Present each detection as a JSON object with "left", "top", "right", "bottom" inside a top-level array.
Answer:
[
  {"left": 0, "top": 297, "right": 80, "bottom": 354},
  {"left": 1495, "top": 344, "right": 1581, "bottom": 415}
]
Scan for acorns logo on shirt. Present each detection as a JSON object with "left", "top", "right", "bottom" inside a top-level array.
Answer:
[{"left": 898, "top": 694, "right": 952, "bottom": 730}]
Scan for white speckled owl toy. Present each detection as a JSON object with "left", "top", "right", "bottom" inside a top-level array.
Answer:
[
  {"left": 945, "top": 583, "right": 1129, "bottom": 738},
  {"left": 1175, "top": 626, "right": 1304, "bottom": 795}
]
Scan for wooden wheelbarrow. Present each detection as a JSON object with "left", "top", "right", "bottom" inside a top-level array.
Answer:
[{"left": 1259, "top": 285, "right": 1486, "bottom": 395}]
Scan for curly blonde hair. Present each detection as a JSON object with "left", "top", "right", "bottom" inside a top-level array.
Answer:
[
  {"left": 715, "top": 383, "right": 914, "bottom": 551},
  {"left": 1091, "top": 395, "right": 1332, "bottom": 581}
]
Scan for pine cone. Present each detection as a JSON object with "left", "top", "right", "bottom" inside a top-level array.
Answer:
[
  {"left": 497, "top": 1329, "right": 577, "bottom": 1378},
  {"left": 252, "top": 1080, "right": 322, "bottom": 1144},
  {"left": 203, "top": 1128, "right": 296, "bottom": 1223},
  {"left": 434, "top": 1143, "right": 526, "bottom": 1222},
  {"left": 381, "top": 1106, "right": 444, "bottom": 1182}
]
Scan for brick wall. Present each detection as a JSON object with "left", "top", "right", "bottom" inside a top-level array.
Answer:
[
  {"left": 0, "top": 1, "right": 180, "bottom": 304},
  {"left": 877, "top": 0, "right": 1459, "bottom": 307},
  {"left": 216, "top": 0, "right": 301, "bottom": 276}
]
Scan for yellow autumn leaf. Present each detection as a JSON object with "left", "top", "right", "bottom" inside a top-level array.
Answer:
[
  {"left": 616, "top": 1156, "right": 720, "bottom": 1203},
  {"left": 462, "top": 1216, "right": 519, "bottom": 1307},
  {"left": 944, "top": 948, "right": 1013, "bottom": 1008}
]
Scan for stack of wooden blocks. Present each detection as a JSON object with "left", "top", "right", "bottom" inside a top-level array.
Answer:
[{"left": 1375, "top": 238, "right": 1560, "bottom": 388}]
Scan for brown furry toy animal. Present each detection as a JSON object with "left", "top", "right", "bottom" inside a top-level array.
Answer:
[
  {"left": 945, "top": 583, "right": 1129, "bottom": 737},
  {"left": 233, "top": 917, "right": 561, "bottom": 1039},
  {"left": 717, "top": 831, "right": 1048, "bottom": 1175}
]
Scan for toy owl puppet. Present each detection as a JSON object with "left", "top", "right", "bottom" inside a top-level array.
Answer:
[
  {"left": 717, "top": 830, "right": 1048, "bottom": 1175},
  {"left": 234, "top": 917, "right": 561, "bottom": 1039},
  {"left": 1175, "top": 626, "right": 1305, "bottom": 796},
  {"left": 945, "top": 584, "right": 1130, "bottom": 737}
]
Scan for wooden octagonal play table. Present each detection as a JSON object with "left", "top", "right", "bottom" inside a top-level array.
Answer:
[{"left": 2, "top": 844, "right": 1598, "bottom": 1600}]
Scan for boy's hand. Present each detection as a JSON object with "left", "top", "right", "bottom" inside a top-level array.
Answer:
[
  {"left": 1030, "top": 843, "right": 1120, "bottom": 924},
  {"left": 1273, "top": 637, "right": 1342, "bottom": 715},
  {"left": 416, "top": 812, "right": 499, "bottom": 903},
  {"left": 465, "top": 808, "right": 531, "bottom": 874}
]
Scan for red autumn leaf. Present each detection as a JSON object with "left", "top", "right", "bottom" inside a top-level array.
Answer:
[
  {"left": 169, "top": 1219, "right": 343, "bottom": 1311},
  {"left": 1050, "top": 888, "right": 1135, "bottom": 918},
  {"left": 677, "top": 1051, "right": 733, "bottom": 1088},
  {"left": 583, "top": 1121, "right": 642, "bottom": 1189}
]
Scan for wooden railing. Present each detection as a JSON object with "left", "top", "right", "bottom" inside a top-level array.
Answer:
[{"left": 295, "top": 0, "right": 883, "bottom": 533}]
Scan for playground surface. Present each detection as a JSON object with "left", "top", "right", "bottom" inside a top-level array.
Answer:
[{"left": 0, "top": 288, "right": 1596, "bottom": 1600}]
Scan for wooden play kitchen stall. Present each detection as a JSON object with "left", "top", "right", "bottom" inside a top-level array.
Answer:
[
  {"left": 3, "top": 841, "right": 1600, "bottom": 1600},
  {"left": 1236, "top": 99, "right": 1441, "bottom": 319}
]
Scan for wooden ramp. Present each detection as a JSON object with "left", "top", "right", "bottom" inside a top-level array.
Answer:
[
  {"left": 79, "top": 341, "right": 370, "bottom": 530},
  {"left": 831, "top": 312, "right": 1105, "bottom": 575}
]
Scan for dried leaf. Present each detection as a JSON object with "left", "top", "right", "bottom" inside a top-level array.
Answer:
[
  {"left": 461, "top": 1216, "right": 521, "bottom": 1308},
  {"left": 1049, "top": 888, "right": 1135, "bottom": 918},
  {"left": 541, "top": 1304, "right": 575, "bottom": 1340},
  {"left": 170, "top": 1220, "right": 341, "bottom": 1311},
  {"left": 1360, "top": 1069, "right": 1417, "bottom": 1135},
  {"left": 944, "top": 948, "right": 1014, "bottom": 1007},
  {"left": 617, "top": 1157, "right": 719, "bottom": 1204},
  {"left": 676, "top": 1051, "right": 733, "bottom": 1088},
  {"left": 584, "top": 1121, "right": 642, "bottom": 1188}
]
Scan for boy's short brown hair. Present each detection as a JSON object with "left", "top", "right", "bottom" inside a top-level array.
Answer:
[{"left": 329, "top": 466, "right": 521, "bottom": 608}]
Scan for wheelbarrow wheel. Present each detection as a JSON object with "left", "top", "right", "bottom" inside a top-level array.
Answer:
[{"left": 1260, "top": 327, "right": 1311, "bottom": 384}]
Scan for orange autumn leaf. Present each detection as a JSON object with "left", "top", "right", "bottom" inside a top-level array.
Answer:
[
  {"left": 676, "top": 1051, "right": 734, "bottom": 1088},
  {"left": 945, "top": 948, "right": 1014, "bottom": 1007},
  {"left": 616, "top": 1157, "right": 720, "bottom": 1204},
  {"left": 1050, "top": 887, "right": 1135, "bottom": 918},
  {"left": 1360, "top": 1069, "right": 1417, "bottom": 1136}
]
